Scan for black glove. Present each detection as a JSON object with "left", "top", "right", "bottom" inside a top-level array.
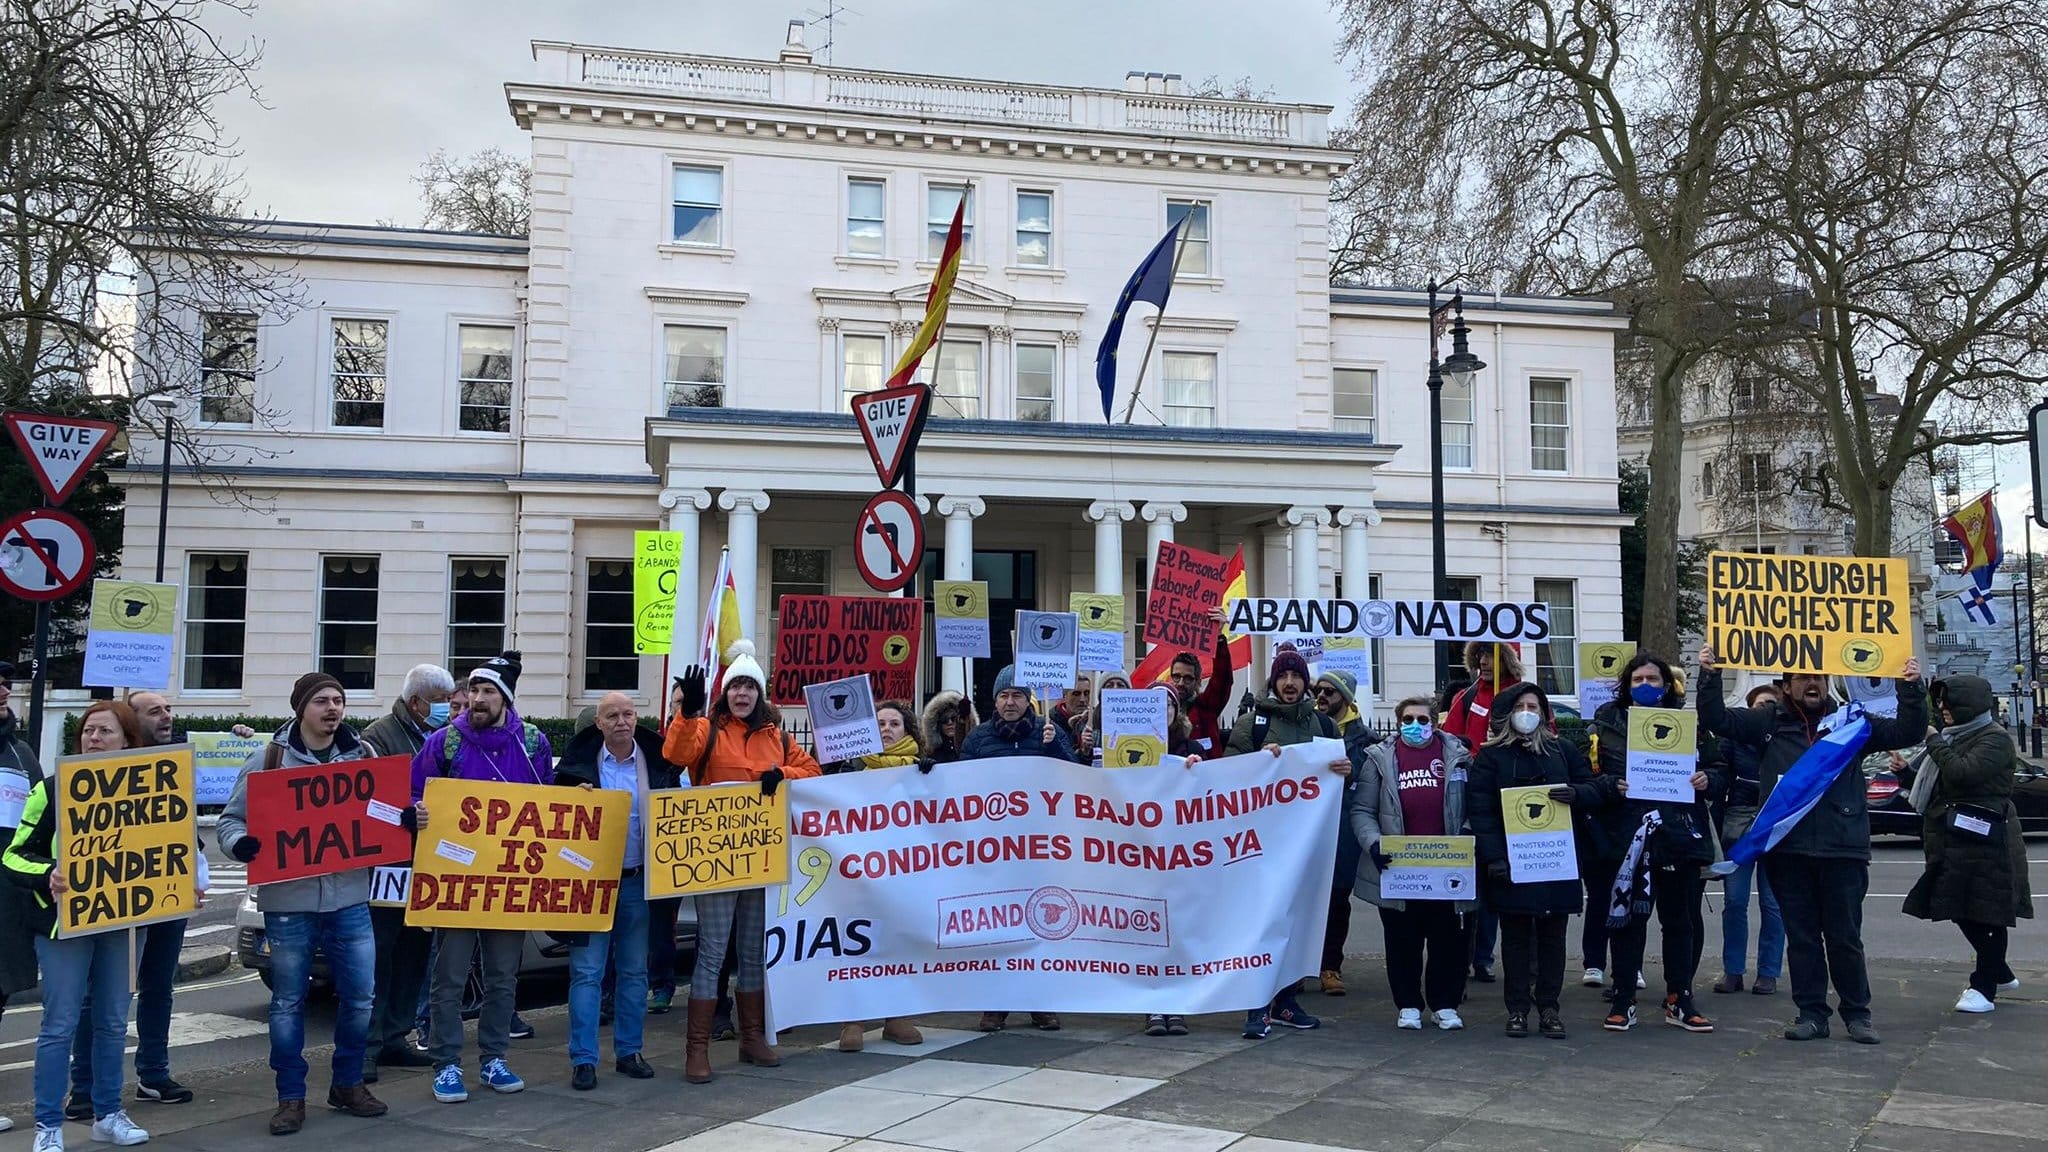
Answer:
[
  {"left": 230, "top": 836, "right": 260, "bottom": 864},
  {"left": 677, "top": 666, "right": 707, "bottom": 719},
  {"left": 759, "top": 767, "right": 785, "bottom": 796},
  {"left": 1486, "top": 859, "right": 1511, "bottom": 882},
  {"left": 1547, "top": 785, "right": 1576, "bottom": 804},
  {"left": 916, "top": 758, "right": 936, "bottom": 774},
  {"left": 1369, "top": 845, "right": 1394, "bottom": 872}
]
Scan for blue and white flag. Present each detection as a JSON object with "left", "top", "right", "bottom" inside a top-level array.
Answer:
[
  {"left": 1958, "top": 569, "right": 1998, "bottom": 626},
  {"left": 1712, "top": 702, "right": 1873, "bottom": 873}
]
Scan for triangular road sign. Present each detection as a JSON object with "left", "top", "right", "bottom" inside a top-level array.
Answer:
[
  {"left": 3, "top": 411, "right": 119, "bottom": 507},
  {"left": 850, "top": 383, "right": 930, "bottom": 489}
]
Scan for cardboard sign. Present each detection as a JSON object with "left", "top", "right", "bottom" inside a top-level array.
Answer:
[
  {"left": 369, "top": 865, "right": 411, "bottom": 908},
  {"left": 647, "top": 783, "right": 791, "bottom": 897},
  {"left": 1321, "top": 636, "right": 1370, "bottom": 692},
  {"left": 1845, "top": 675, "right": 1899, "bottom": 717},
  {"left": 805, "top": 674, "right": 883, "bottom": 763},
  {"left": 1070, "top": 593, "right": 1125, "bottom": 671},
  {"left": 1705, "top": 552, "right": 1911, "bottom": 676},
  {"left": 1144, "top": 541, "right": 1230, "bottom": 651},
  {"left": 81, "top": 579, "right": 179, "bottom": 690},
  {"left": 245, "top": 755, "right": 415, "bottom": 884},
  {"left": 1624, "top": 707, "right": 1698, "bottom": 804},
  {"left": 632, "top": 530, "right": 682, "bottom": 654},
  {"left": 1099, "top": 688, "right": 1169, "bottom": 767},
  {"left": 933, "top": 580, "right": 990, "bottom": 658},
  {"left": 771, "top": 595, "right": 921, "bottom": 706},
  {"left": 1226, "top": 598, "right": 1552, "bottom": 642},
  {"left": 55, "top": 744, "right": 196, "bottom": 937},
  {"left": 407, "top": 778, "right": 627, "bottom": 931},
  {"left": 1014, "top": 610, "right": 1079, "bottom": 689},
  {"left": 1500, "top": 784, "right": 1577, "bottom": 883},
  {"left": 1576, "top": 642, "right": 1634, "bottom": 715},
  {"left": 190, "top": 731, "right": 266, "bottom": 807},
  {"left": 1378, "top": 835, "right": 1476, "bottom": 900}
]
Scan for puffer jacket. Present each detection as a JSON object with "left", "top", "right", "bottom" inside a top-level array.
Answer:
[
  {"left": 1349, "top": 732, "right": 1475, "bottom": 911},
  {"left": 216, "top": 722, "right": 377, "bottom": 913},
  {"left": 1467, "top": 733, "right": 1601, "bottom": 917},
  {"left": 1698, "top": 667, "right": 1925, "bottom": 860},
  {"left": 1223, "top": 693, "right": 1331, "bottom": 754},
  {"left": 1589, "top": 696, "right": 1725, "bottom": 867},
  {"left": 922, "top": 692, "right": 978, "bottom": 764},
  {"left": 663, "top": 709, "right": 821, "bottom": 786},
  {"left": 959, "top": 708, "right": 1076, "bottom": 761},
  {"left": 1903, "top": 678, "right": 2034, "bottom": 926}
]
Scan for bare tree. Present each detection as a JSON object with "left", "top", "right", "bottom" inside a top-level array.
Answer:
[
  {"left": 1185, "top": 75, "right": 1277, "bottom": 102},
  {"left": 414, "top": 147, "right": 529, "bottom": 235}
]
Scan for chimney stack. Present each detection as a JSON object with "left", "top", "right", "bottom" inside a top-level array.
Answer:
[{"left": 781, "top": 19, "right": 813, "bottom": 63}]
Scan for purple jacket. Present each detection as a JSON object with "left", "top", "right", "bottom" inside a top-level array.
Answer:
[{"left": 408, "top": 705, "right": 555, "bottom": 802}]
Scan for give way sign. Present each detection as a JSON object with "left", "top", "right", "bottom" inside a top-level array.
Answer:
[
  {"left": 851, "top": 384, "right": 929, "bottom": 489},
  {"left": 0, "top": 508, "right": 96, "bottom": 602},
  {"left": 3, "top": 411, "right": 118, "bottom": 506}
]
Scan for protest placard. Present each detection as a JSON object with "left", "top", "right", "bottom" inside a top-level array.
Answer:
[
  {"left": 369, "top": 865, "right": 411, "bottom": 908},
  {"left": 1500, "top": 784, "right": 1577, "bottom": 883},
  {"left": 1576, "top": 642, "right": 1634, "bottom": 715},
  {"left": 190, "top": 731, "right": 266, "bottom": 807},
  {"left": 1846, "top": 674, "right": 1899, "bottom": 717},
  {"left": 1378, "top": 835, "right": 1476, "bottom": 900},
  {"left": 805, "top": 674, "right": 882, "bottom": 763},
  {"left": 81, "top": 579, "right": 179, "bottom": 691},
  {"left": 1014, "top": 610, "right": 1079, "bottom": 689},
  {"left": 1321, "top": 636, "right": 1370, "bottom": 691},
  {"left": 407, "top": 778, "right": 627, "bottom": 932},
  {"left": 1099, "top": 688, "right": 1169, "bottom": 767},
  {"left": 55, "top": 743, "right": 195, "bottom": 937},
  {"left": 647, "top": 784, "right": 791, "bottom": 897},
  {"left": 631, "top": 530, "right": 682, "bottom": 654},
  {"left": 1705, "top": 552, "right": 1910, "bottom": 676},
  {"left": 771, "top": 595, "right": 922, "bottom": 705},
  {"left": 933, "top": 580, "right": 990, "bottom": 658},
  {"left": 1624, "top": 707, "right": 1699, "bottom": 804},
  {"left": 245, "top": 754, "right": 415, "bottom": 884},
  {"left": 1226, "top": 598, "right": 1552, "bottom": 642},
  {"left": 1144, "top": 541, "right": 1230, "bottom": 650},
  {"left": 1070, "top": 593, "right": 1125, "bottom": 671}
]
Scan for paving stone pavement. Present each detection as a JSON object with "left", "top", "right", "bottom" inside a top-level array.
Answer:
[{"left": 29, "top": 957, "right": 2047, "bottom": 1152}]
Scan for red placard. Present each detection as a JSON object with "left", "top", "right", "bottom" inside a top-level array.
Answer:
[
  {"left": 1143, "top": 540, "right": 1231, "bottom": 651},
  {"left": 771, "top": 595, "right": 922, "bottom": 705},
  {"left": 246, "top": 755, "right": 416, "bottom": 885}
]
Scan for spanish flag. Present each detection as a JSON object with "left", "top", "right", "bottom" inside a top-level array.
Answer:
[
  {"left": 700, "top": 548, "right": 744, "bottom": 693},
  {"left": 1940, "top": 490, "right": 2002, "bottom": 574},
  {"left": 1132, "top": 545, "right": 1251, "bottom": 685},
  {"left": 885, "top": 197, "right": 967, "bottom": 389}
]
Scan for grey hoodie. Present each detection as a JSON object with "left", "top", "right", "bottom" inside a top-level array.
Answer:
[{"left": 216, "top": 721, "right": 375, "bottom": 914}]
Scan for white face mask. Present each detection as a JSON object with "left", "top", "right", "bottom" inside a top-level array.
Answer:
[{"left": 1509, "top": 710, "right": 1542, "bottom": 735}]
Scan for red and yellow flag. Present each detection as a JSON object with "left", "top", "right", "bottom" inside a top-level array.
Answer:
[
  {"left": 1132, "top": 546, "right": 1250, "bottom": 685},
  {"left": 1940, "top": 490, "right": 2002, "bottom": 573},
  {"left": 885, "top": 197, "right": 967, "bottom": 389}
]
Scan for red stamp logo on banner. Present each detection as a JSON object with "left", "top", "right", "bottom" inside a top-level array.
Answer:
[
  {"left": 771, "top": 594, "right": 922, "bottom": 705},
  {"left": 246, "top": 755, "right": 417, "bottom": 885},
  {"left": 1143, "top": 541, "right": 1230, "bottom": 651}
]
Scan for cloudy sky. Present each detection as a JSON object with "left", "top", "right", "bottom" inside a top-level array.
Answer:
[{"left": 210, "top": 0, "right": 1351, "bottom": 225}]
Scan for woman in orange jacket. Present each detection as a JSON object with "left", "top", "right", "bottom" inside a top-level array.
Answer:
[{"left": 662, "top": 640, "right": 819, "bottom": 1084}]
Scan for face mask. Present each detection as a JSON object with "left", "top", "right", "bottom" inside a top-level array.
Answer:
[
  {"left": 1630, "top": 683, "right": 1665, "bottom": 707},
  {"left": 426, "top": 702, "right": 452, "bottom": 727},
  {"left": 1399, "top": 720, "right": 1433, "bottom": 746},
  {"left": 1510, "top": 710, "right": 1542, "bottom": 735}
]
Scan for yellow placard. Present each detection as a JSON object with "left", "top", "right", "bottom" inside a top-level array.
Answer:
[
  {"left": 934, "top": 580, "right": 989, "bottom": 619},
  {"left": 1500, "top": 785, "right": 1570, "bottom": 835},
  {"left": 1626, "top": 706, "right": 1697, "bottom": 755},
  {"left": 646, "top": 783, "right": 791, "bottom": 897},
  {"left": 1107, "top": 734, "right": 1166, "bottom": 768},
  {"left": 407, "top": 779, "right": 628, "bottom": 931},
  {"left": 1070, "top": 593, "right": 1125, "bottom": 633},
  {"left": 632, "top": 530, "right": 683, "bottom": 654},
  {"left": 1705, "top": 552, "right": 1911, "bottom": 677},
  {"left": 1382, "top": 835, "right": 1477, "bottom": 868},
  {"left": 1579, "top": 642, "right": 1634, "bottom": 684},
  {"left": 56, "top": 744, "right": 196, "bottom": 937},
  {"left": 89, "top": 580, "right": 178, "bottom": 636}
]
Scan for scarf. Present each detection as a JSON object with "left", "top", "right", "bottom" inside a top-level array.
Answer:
[
  {"left": 1608, "top": 810, "right": 1662, "bottom": 928},
  {"left": 993, "top": 707, "right": 1041, "bottom": 745},
  {"left": 1906, "top": 711, "right": 1996, "bottom": 812},
  {"left": 861, "top": 733, "right": 922, "bottom": 770},
  {"left": 1715, "top": 702, "right": 1871, "bottom": 873}
]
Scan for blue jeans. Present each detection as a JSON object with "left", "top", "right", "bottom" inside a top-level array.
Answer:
[
  {"left": 71, "top": 917, "right": 183, "bottom": 1094},
  {"left": 266, "top": 904, "right": 375, "bottom": 1101},
  {"left": 35, "top": 933, "right": 131, "bottom": 1130},
  {"left": 1721, "top": 860, "right": 1785, "bottom": 980},
  {"left": 1469, "top": 910, "right": 1498, "bottom": 969},
  {"left": 569, "top": 880, "right": 649, "bottom": 1064}
]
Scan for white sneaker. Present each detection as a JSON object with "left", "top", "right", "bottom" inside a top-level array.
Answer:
[
  {"left": 1582, "top": 967, "right": 1605, "bottom": 987},
  {"left": 1956, "top": 989, "right": 1996, "bottom": 1014},
  {"left": 0, "top": 1116, "right": 14, "bottom": 1132},
  {"left": 34, "top": 1125, "right": 61, "bottom": 1152},
  {"left": 1434, "top": 1008, "right": 1465, "bottom": 1031},
  {"left": 1637, "top": 972, "right": 1648, "bottom": 989},
  {"left": 89, "top": 1110, "right": 148, "bottom": 1146},
  {"left": 1999, "top": 977, "right": 2021, "bottom": 992},
  {"left": 1396, "top": 1008, "right": 1423, "bottom": 1030}
]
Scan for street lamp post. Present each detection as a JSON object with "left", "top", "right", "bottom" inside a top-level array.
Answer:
[
  {"left": 148, "top": 396, "right": 175, "bottom": 583},
  {"left": 1427, "top": 286, "right": 1486, "bottom": 693}
]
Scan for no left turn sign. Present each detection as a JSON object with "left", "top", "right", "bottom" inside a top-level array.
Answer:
[
  {"left": 0, "top": 508, "right": 96, "bottom": 602},
  {"left": 854, "top": 490, "right": 925, "bottom": 594}
]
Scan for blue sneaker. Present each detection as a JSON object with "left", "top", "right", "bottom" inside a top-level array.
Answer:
[
  {"left": 1241, "top": 1009, "right": 1270, "bottom": 1039},
  {"left": 1269, "top": 994, "right": 1321, "bottom": 1030},
  {"left": 432, "top": 1065, "right": 468, "bottom": 1103},
  {"left": 481, "top": 1058, "right": 525, "bottom": 1094}
]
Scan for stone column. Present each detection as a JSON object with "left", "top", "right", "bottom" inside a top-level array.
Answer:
[
  {"left": 661, "top": 488, "right": 713, "bottom": 658},
  {"left": 1086, "top": 501, "right": 1135, "bottom": 596},
  {"left": 1139, "top": 502, "right": 1187, "bottom": 587},
  {"left": 936, "top": 495, "right": 985, "bottom": 694},
  {"left": 1282, "top": 506, "right": 1330, "bottom": 598},
  {"left": 718, "top": 489, "right": 771, "bottom": 641},
  {"left": 1335, "top": 505, "right": 1378, "bottom": 601}
]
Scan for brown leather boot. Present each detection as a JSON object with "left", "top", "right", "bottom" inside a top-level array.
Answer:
[
  {"left": 326, "top": 1082, "right": 388, "bottom": 1117},
  {"left": 735, "top": 990, "right": 781, "bottom": 1067},
  {"left": 838, "top": 1022, "right": 865, "bottom": 1051},
  {"left": 269, "top": 1100, "right": 306, "bottom": 1136},
  {"left": 881, "top": 1017, "right": 923, "bottom": 1046},
  {"left": 684, "top": 998, "right": 716, "bottom": 1084}
]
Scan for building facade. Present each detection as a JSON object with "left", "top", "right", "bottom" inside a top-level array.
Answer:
[{"left": 119, "top": 28, "right": 1629, "bottom": 721}]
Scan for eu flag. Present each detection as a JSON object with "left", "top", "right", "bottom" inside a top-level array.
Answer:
[{"left": 1094, "top": 218, "right": 1187, "bottom": 420}]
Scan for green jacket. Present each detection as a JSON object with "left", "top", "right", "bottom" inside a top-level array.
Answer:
[
  {"left": 3, "top": 780, "right": 59, "bottom": 938},
  {"left": 1224, "top": 693, "right": 1329, "bottom": 755}
]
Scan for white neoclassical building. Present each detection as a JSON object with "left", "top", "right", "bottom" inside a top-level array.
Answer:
[{"left": 119, "top": 26, "right": 1630, "bottom": 721}]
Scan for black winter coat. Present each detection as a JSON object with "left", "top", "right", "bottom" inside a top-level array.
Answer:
[
  {"left": 553, "top": 725, "right": 682, "bottom": 791},
  {"left": 1903, "top": 719, "right": 2034, "bottom": 926},
  {"left": 1467, "top": 736, "right": 1601, "bottom": 916},
  {"left": 0, "top": 716, "right": 41, "bottom": 996},
  {"left": 1588, "top": 699, "right": 1726, "bottom": 867}
]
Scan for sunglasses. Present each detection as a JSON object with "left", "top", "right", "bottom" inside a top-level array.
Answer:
[{"left": 1314, "top": 685, "right": 1342, "bottom": 696}]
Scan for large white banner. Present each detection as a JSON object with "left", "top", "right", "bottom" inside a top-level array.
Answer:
[{"left": 765, "top": 743, "right": 1344, "bottom": 1026}]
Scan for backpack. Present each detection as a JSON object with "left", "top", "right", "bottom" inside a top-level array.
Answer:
[
  {"left": 442, "top": 722, "right": 543, "bottom": 776},
  {"left": 1249, "top": 710, "right": 1339, "bottom": 749}
]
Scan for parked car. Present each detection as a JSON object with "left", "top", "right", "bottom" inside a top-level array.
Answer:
[{"left": 1863, "top": 747, "right": 2048, "bottom": 838}]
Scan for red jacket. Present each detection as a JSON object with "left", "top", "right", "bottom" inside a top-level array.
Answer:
[{"left": 1186, "top": 629, "right": 1234, "bottom": 755}]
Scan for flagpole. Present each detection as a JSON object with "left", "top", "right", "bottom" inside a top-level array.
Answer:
[{"left": 1119, "top": 217, "right": 1193, "bottom": 425}]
